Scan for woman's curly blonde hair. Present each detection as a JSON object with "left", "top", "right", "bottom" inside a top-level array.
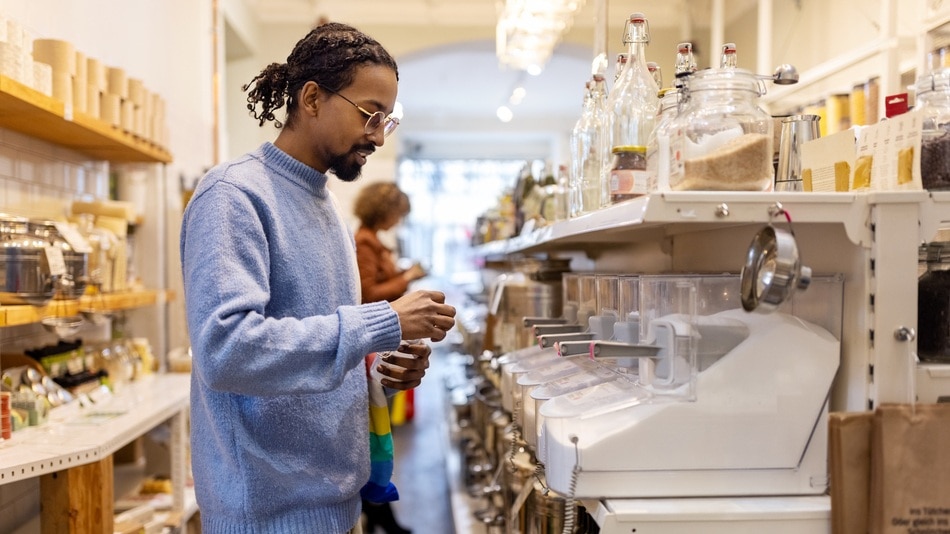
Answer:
[{"left": 353, "top": 182, "right": 410, "bottom": 229}]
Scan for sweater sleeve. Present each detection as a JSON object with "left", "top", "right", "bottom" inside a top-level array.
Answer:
[
  {"left": 180, "top": 181, "right": 402, "bottom": 397},
  {"left": 355, "top": 230, "right": 410, "bottom": 303}
]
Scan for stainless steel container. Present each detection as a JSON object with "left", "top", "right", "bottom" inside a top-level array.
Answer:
[
  {"left": 775, "top": 114, "right": 821, "bottom": 192},
  {"left": 30, "top": 219, "right": 88, "bottom": 299},
  {"left": 527, "top": 483, "right": 593, "bottom": 533},
  {"left": 0, "top": 214, "right": 56, "bottom": 305},
  {"left": 489, "top": 258, "right": 570, "bottom": 354}
]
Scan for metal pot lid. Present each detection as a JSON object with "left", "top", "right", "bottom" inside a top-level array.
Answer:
[{"left": 740, "top": 225, "right": 812, "bottom": 312}]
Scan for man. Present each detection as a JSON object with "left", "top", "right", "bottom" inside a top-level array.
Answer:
[{"left": 180, "top": 22, "right": 456, "bottom": 533}]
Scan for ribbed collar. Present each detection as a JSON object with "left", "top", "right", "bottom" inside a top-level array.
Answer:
[{"left": 258, "top": 142, "right": 329, "bottom": 198}]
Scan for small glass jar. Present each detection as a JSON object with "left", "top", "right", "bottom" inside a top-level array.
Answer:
[
  {"left": 608, "top": 145, "right": 649, "bottom": 202},
  {"left": 668, "top": 68, "right": 773, "bottom": 191},
  {"left": 916, "top": 68, "right": 950, "bottom": 190},
  {"left": 918, "top": 242, "right": 950, "bottom": 362}
]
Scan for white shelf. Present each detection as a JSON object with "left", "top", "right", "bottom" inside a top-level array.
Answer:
[
  {"left": 0, "top": 373, "right": 190, "bottom": 485},
  {"left": 475, "top": 191, "right": 950, "bottom": 258}
]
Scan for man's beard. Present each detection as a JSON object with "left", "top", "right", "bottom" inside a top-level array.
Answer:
[{"left": 327, "top": 150, "right": 364, "bottom": 182}]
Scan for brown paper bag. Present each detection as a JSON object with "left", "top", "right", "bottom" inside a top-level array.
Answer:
[
  {"left": 870, "top": 403, "right": 950, "bottom": 534},
  {"left": 829, "top": 411, "right": 873, "bottom": 534}
]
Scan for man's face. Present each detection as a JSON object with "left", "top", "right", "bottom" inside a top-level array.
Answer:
[{"left": 319, "top": 65, "right": 398, "bottom": 182}]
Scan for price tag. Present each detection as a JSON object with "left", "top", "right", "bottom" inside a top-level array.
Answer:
[
  {"left": 45, "top": 246, "right": 67, "bottom": 277},
  {"left": 52, "top": 221, "right": 93, "bottom": 253}
]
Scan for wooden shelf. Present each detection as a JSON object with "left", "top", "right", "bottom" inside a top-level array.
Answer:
[
  {"left": 0, "top": 289, "right": 173, "bottom": 327},
  {"left": 0, "top": 75, "right": 171, "bottom": 163},
  {"left": 0, "top": 374, "right": 191, "bottom": 533}
]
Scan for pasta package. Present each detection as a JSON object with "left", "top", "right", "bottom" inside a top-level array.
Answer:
[{"left": 855, "top": 109, "right": 923, "bottom": 191}]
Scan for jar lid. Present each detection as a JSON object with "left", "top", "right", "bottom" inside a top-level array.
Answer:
[
  {"left": 612, "top": 145, "right": 647, "bottom": 154},
  {"left": 686, "top": 67, "right": 766, "bottom": 96},
  {"left": 915, "top": 68, "right": 950, "bottom": 95}
]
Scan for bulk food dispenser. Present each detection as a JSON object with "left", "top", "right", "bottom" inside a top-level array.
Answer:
[{"left": 534, "top": 274, "right": 843, "bottom": 532}]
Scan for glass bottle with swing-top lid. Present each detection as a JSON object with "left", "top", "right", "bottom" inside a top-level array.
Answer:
[{"left": 606, "top": 12, "right": 658, "bottom": 202}]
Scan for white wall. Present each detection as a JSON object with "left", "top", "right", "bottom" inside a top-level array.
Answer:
[
  {"left": 0, "top": 0, "right": 217, "bottom": 360},
  {"left": 0, "top": 1, "right": 215, "bottom": 525}
]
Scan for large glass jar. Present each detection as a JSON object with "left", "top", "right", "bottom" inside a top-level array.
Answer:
[
  {"left": 918, "top": 242, "right": 950, "bottom": 362},
  {"left": 668, "top": 68, "right": 773, "bottom": 191},
  {"left": 916, "top": 68, "right": 950, "bottom": 190}
]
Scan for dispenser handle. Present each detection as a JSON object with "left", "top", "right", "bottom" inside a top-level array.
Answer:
[
  {"left": 533, "top": 324, "right": 585, "bottom": 337},
  {"left": 523, "top": 316, "right": 568, "bottom": 327},
  {"left": 538, "top": 332, "right": 593, "bottom": 349},
  {"left": 556, "top": 339, "right": 662, "bottom": 359}
]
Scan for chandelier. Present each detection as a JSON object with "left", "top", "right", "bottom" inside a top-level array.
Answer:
[{"left": 496, "top": 0, "right": 587, "bottom": 74}]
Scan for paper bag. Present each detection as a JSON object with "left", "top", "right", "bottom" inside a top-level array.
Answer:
[
  {"left": 870, "top": 403, "right": 950, "bottom": 534},
  {"left": 829, "top": 411, "right": 873, "bottom": 534}
]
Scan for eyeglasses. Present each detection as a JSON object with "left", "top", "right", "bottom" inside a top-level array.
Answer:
[{"left": 323, "top": 87, "right": 400, "bottom": 138}]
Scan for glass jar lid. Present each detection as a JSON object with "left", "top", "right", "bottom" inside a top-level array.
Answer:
[
  {"left": 612, "top": 145, "right": 647, "bottom": 154},
  {"left": 685, "top": 67, "right": 766, "bottom": 96}
]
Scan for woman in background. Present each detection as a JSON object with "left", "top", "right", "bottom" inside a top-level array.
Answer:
[
  {"left": 354, "top": 182, "right": 426, "bottom": 303},
  {"left": 353, "top": 181, "right": 425, "bottom": 534}
]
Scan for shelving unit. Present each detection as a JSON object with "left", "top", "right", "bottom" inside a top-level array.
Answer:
[
  {"left": 0, "top": 373, "right": 192, "bottom": 533},
  {"left": 470, "top": 189, "right": 950, "bottom": 532},
  {"left": 0, "top": 75, "right": 171, "bottom": 164},
  {"left": 0, "top": 289, "right": 173, "bottom": 327},
  {"left": 475, "top": 190, "right": 945, "bottom": 413}
]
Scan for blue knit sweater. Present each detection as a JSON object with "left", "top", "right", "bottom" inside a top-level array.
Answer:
[{"left": 180, "top": 142, "right": 403, "bottom": 533}]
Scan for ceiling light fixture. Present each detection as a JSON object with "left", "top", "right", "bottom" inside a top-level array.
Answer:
[{"left": 496, "top": 0, "right": 587, "bottom": 74}]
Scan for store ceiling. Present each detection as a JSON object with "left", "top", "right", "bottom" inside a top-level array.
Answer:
[{"left": 244, "top": 0, "right": 760, "bottom": 160}]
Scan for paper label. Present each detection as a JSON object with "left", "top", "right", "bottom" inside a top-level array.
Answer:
[
  {"left": 609, "top": 169, "right": 651, "bottom": 196},
  {"left": 44, "top": 246, "right": 67, "bottom": 277},
  {"left": 885, "top": 506, "right": 950, "bottom": 532},
  {"left": 855, "top": 109, "right": 923, "bottom": 191},
  {"left": 53, "top": 221, "right": 93, "bottom": 253}
]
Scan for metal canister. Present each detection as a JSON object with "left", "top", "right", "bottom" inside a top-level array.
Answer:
[
  {"left": 29, "top": 219, "right": 88, "bottom": 299},
  {"left": 775, "top": 114, "right": 821, "bottom": 192},
  {"left": 0, "top": 214, "right": 55, "bottom": 305},
  {"left": 527, "top": 482, "right": 594, "bottom": 533}
]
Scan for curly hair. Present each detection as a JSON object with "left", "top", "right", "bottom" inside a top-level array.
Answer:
[
  {"left": 243, "top": 22, "right": 399, "bottom": 129},
  {"left": 353, "top": 182, "right": 410, "bottom": 229}
]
